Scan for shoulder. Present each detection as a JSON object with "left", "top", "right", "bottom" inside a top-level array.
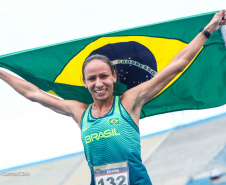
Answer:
[
  {"left": 120, "top": 91, "right": 142, "bottom": 126},
  {"left": 65, "top": 100, "right": 89, "bottom": 126},
  {"left": 120, "top": 85, "right": 142, "bottom": 110}
]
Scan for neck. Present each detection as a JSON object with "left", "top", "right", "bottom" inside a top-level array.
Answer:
[
  {"left": 92, "top": 95, "right": 114, "bottom": 118},
  {"left": 93, "top": 95, "right": 114, "bottom": 110},
  {"left": 93, "top": 95, "right": 114, "bottom": 111}
]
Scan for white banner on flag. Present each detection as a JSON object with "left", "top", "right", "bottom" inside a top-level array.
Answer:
[{"left": 221, "top": 25, "right": 226, "bottom": 46}]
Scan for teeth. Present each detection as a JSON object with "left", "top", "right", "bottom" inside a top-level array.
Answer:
[{"left": 96, "top": 89, "right": 106, "bottom": 93}]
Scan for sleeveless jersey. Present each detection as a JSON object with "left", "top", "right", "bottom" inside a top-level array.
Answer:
[{"left": 81, "top": 96, "right": 152, "bottom": 185}]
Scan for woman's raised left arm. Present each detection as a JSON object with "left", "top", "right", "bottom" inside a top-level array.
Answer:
[{"left": 121, "top": 9, "right": 226, "bottom": 124}]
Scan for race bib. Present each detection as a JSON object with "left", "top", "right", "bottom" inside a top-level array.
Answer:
[{"left": 93, "top": 161, "right": 130, "bottom": 185}]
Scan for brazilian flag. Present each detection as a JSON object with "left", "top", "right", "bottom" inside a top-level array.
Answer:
[
  {"left": 109, "top": 118, "right": 120, "bottom": 125},
  {"left": 0, "top": 12, "right": 226, "bottom": 118}
]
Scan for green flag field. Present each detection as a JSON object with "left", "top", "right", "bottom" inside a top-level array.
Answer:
[{"left": 0, "top": 11, "right": 226, "bottom": 118}]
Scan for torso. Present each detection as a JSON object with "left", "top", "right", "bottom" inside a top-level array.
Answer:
[{"left": 80, "top": 96, "right": 152, "bottom": 185}]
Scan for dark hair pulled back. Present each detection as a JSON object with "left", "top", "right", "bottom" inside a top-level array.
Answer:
[{"left": 82, "top": 54, "right": 115, "bottom": 79}]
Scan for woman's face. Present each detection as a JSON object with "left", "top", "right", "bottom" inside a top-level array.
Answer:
[{"left": 83, "top": 59, "right": 116, "bottom": 102}]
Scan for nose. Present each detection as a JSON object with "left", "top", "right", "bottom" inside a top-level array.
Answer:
[{"left": 95, "top": 77, "right": 103, "bottom": 88}]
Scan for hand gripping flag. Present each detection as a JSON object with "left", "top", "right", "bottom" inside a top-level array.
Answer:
[{"left": 0, "top": 12, "right": 226, "bottom": 118}]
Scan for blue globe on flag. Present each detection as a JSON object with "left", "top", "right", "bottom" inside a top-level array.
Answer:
[{"left": 89, "top": 41, "right": 157, "bottom": 89}]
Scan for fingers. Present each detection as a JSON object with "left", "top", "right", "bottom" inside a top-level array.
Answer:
[
  {"left": 218, "top": 9, "right": 226, "bottom": 26},
  {"left": 222, "top": 9, "right": 226, "bottom": 20}
]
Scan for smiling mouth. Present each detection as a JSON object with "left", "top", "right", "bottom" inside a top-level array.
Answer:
[{"left": 95, "top": 89, "right": 107, "bottom": 93}]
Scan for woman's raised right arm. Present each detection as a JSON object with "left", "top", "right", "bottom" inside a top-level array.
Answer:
[{"left": 0, "top": 68, "right": 88, "bottom": 125}]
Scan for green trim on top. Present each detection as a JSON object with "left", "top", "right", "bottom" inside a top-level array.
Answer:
[
  {"left": 118, "top": 96, "right": 140, "bottom": 134},
  {"left": 83, "top": 106, "right": 92, "bottom": 124},
  {"left": 114, "top": 96, "right": 120, "bottom": 114}
]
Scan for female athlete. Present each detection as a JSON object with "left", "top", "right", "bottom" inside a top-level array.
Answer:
[{"left": 0, "top": 10, "right": 225, "bottom": 185}]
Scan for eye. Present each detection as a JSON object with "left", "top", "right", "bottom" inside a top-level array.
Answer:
[
  {"left": 87, "top": 77, "right": 95, "bottom": 81},
  {"left": 101, "top": 74, "right": 108, "bottom": 79}
]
